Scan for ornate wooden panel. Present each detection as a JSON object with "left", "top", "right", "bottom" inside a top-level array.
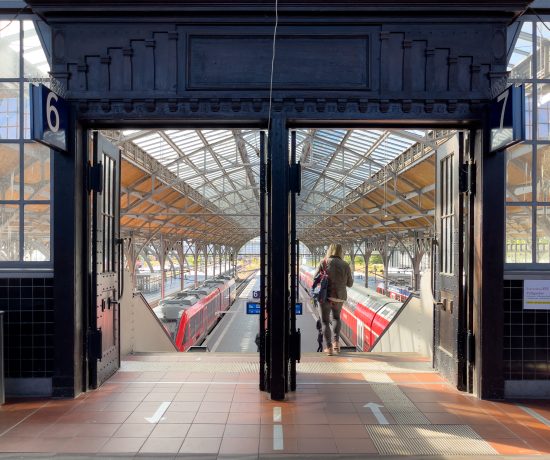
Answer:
[{"left": 39, "top": 15, "right": 514, "bottom": 120}]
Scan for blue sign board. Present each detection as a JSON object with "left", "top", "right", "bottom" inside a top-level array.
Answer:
[
  {"left": 246, "top": 302, "right": 302, "bottom": 315},
  {"left": 490, "top": 85, "right": 525, "bottom": 153},
  {"left": 30, "top": 84, "right": 69, "bottom": 153},
  {"left": 246, "top": 302, "right": 261, "bottom": 314}
]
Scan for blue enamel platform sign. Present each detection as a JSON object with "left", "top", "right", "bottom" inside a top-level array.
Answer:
[
  {"left": 246, "top": 302, "right": 261, "bottom": 314},
  {"left": 246, "top": 302, "right": 302, "bottom": 315},
  {"left": 30, "top": 84, "right": 69, "bottom": 153},
  {"left": 490, "top": 85, "right": 525, "bottom": 153}
]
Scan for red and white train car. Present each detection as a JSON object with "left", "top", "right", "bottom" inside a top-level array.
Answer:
[
  {"left": 153, "top": 277, "right": 236, "bottom": 351},
  {"left": 300, "top": 266, "right": 404, "bottom": 351}
]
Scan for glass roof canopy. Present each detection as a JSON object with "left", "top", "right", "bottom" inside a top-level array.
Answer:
[
  {"left": 119, "top": 127, "right": 437, "bottom": 247},
  {"left": 296, "top": 129, "right": 422, "bottom": 215}
]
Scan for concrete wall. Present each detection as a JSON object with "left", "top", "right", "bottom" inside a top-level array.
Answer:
[
  {"left": 120, "top": 270, "right": 177, "bottom": 355},
  {"left": 371, "top": 270, "right": 434, "bottom": 359}
]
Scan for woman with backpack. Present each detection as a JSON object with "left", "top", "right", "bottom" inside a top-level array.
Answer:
[{"left": 312, "top": 243, "right": 353, "bottom": 355}]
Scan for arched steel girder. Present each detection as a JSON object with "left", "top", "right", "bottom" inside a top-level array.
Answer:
[{"left": 114, "top": 128, "right": 452, "bottom": 250}]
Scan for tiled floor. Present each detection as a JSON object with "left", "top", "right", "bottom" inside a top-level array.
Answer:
[{"left": 0, "top": 352, "right": 549, "bottom": 458}]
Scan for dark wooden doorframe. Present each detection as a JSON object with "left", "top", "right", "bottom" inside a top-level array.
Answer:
[
  {"left": 88, "top": 132, "right": 122, "bottom": 389},
  {"left": 73, "top": 117, "right": 502, "bottom": 402}
]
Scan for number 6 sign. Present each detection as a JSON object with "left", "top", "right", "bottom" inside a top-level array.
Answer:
[{"left": 31, "top": 84, "right": 69, "bottom": 153}]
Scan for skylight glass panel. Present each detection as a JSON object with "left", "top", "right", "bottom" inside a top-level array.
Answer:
[
  {"left": 23, "top": 21, "right": 50, "bottom": 78},
  {"left": 508, "top": 22, "right": 532, "bottom": 78}
]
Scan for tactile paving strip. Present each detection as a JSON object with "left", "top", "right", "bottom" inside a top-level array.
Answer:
[
  {"left": 297, "top": 361, "right": 434, "bottom": 373},
  {"left": 370, "top": 384, "right": 431, "bottom": 425},
  {"left": 120, "top": 361, "right": 259, "bottom": 373},
  {"left": 120, "top": 360, "right": 437, "bottom": 374},
  {"left": 366, "top": 425, "right": 498, "bottom": 455}
]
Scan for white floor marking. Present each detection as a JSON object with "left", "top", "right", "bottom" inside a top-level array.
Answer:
[
  {"left": 273, "top": 424, "right": 284, "bottom": 450},
  {"left": 364, "top": 402, "right": 389, "bottom": 424},
  {"left": 517, "top": 404, "right": 550, "bottom": 427},
  {"left": 145, "top": 401, "right": 171, "bottom": 423},
  {"left": 273, "top": 407, "right": 283, "bottom": 451}
]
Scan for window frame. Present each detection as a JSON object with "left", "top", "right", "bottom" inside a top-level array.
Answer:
[
  {"left": 0, "top": 16, "right": 53, "bottom": 271},
  {"left": 506, "top": 18, "right": 550, "bottom": 272},
  {"left": 440, "top": 153, "right": 455, "bottom": 276}
]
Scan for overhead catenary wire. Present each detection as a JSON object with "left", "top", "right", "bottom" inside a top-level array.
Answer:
[
  {"left": 0, "top": 6, "right": 27, "bottom": 34},
  {"left": 266, "top": 0, "right": 279, "bottom": 145}
]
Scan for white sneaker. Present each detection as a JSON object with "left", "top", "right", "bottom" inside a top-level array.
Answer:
[
  {"left": 332, "top": 342, "right": 340, "bottom": 354},
  {"left": 324, "top": 346, "right": 333, "bottom": 356}
]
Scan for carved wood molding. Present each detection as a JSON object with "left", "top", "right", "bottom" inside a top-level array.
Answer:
[{"left": 72, "top": 97, "right": 486, "bottom": 121}]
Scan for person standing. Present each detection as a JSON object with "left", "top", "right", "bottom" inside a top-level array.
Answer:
[{"left": 313, "top": 243, "right": 353, "bottom": 355}]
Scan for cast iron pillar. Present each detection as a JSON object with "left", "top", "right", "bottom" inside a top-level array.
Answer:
[{"left": 269, "top": 114, "right": 288, "bottom": 401}]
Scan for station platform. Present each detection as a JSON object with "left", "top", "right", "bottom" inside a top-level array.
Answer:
[
  {"left": 0, "top": 352, "right": 549, "bottom": 458},
  {"left": 205, "top": 277, "right": 324, "bottom": 353}
]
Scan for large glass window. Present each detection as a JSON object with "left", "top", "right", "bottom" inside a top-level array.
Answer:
[
  {"left": 440, "top": 154, "right": 454, "bottom": 274},
  {"left": 0, "top": 204, "right": 19, "bottom": 261},
  {"left": 0, "top": 20, "right": 20, "bottom": 78},
  {"left": 506, "top": 206, "right": 533, "bottom": 263},
  {"left": 507, "top": 20, "right": 550, "bottom": 267},
  {"left": 0, "top": 18, "right": 51, "bottom": 266}
]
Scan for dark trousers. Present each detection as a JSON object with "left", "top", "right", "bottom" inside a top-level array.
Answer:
[{"left": 320, "top": 300, "right": 342, "bottom": 346}]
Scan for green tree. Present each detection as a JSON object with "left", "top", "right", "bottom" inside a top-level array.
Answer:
[{"left": 369, "top": 254, "right": 383, "bottom": 264}]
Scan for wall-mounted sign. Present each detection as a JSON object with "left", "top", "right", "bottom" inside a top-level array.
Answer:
[
  {"left": 246, "top": 302, "right": 303, "bottom": 315},
  {"left": 30, "top": 84, "right": 69, "bottom": 153},
  {"left": 489, "top": 85, "right": 525, "bottom": 153},
  {"left": 524, "top": 280, "right": 550, "bottom": 310},
  {"left": 252, "top": 290, "right": 260, "bottom": 299},
  {"left": 246, "top": 302, "right": 261, "bottom": 315}
]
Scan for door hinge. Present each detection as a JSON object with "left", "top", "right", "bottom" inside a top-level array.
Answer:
[
  {"left": 459, "top": 161, "right": 476, "bottom": 195},
  {"left": 87, "top": 328, "right": 102, "bottom": 360},
  {"left": 87, "top": 162, "right": 103, "bottom": 193},
  {"left": 289, "top": 161, "right": 302, "bottom": 194}
]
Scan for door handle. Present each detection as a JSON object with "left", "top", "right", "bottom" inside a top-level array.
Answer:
[
  {"left": 108, "top": 297, "right": 119, "bottom": 309},
  {"left": 116, "top": 238, "right": 125, "bottom": 299}
]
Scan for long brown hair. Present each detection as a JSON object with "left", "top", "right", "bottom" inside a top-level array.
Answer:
[{"left": 325, "top": 243, "right": 343, "bottom": 259}]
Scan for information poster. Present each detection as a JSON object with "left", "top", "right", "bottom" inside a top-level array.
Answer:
[{"left": 523, "top": 280, "right": 550, "bottom": 310}]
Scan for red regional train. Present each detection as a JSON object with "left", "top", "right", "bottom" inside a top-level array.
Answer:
[
  {"left": 153, "top": 277, "right": 236, "bottom": 351},
  {"left": 300, "top": 266, "right": 406, "bottom": 351}
]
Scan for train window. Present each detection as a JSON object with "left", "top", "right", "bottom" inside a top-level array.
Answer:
[
  {"left": 440, "top": 153, "right": 455, "bottom": 275},
  {"left": 184, "top": 324, "right": 190, "bottom": 344},
  {"left": 191, "top": 315, "right": 197, "bottom": 337}
]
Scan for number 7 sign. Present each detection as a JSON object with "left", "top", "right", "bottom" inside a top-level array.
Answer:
[{"left": 490, "top": 85, "right": 525, "bottom": 153}]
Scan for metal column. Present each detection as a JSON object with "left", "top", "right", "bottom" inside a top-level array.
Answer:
[
  {"left": 268, "top": 114, "right": 288, "bottom": 400},
  {"left": 289, "top": 130, "right": 297, "bottom": 391},
  {"left": 259, "top": 131, "right": 267, "bottom": 392},
  {"left": 194, "top": 244, "right": 198, "bottom": 288}
]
